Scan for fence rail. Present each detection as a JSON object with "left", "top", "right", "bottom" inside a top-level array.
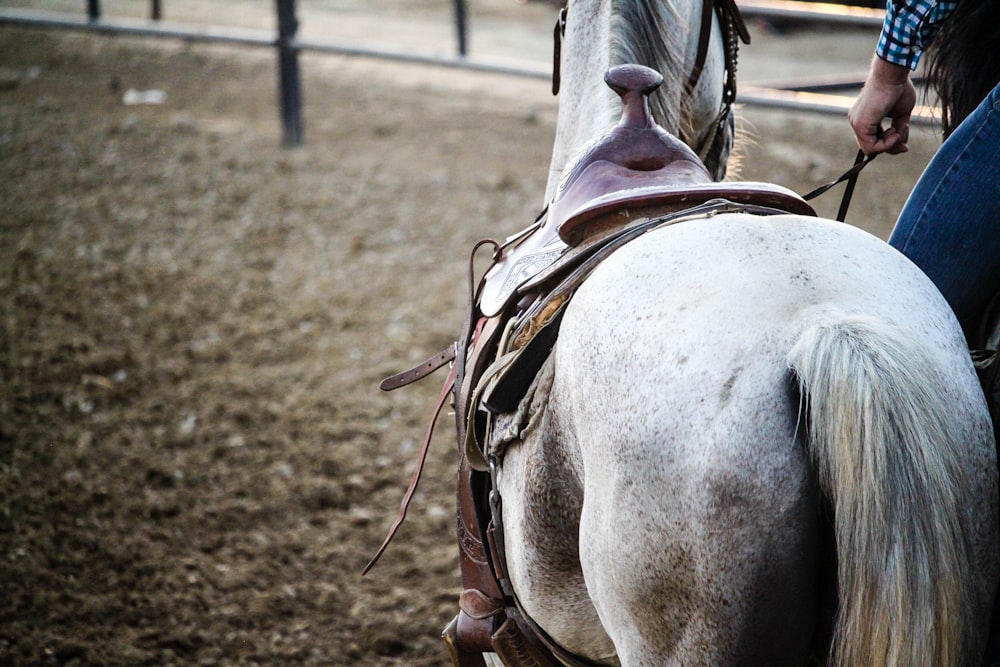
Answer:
[{"left": 0, "top": 0, "right": 934, "bottom": 146}]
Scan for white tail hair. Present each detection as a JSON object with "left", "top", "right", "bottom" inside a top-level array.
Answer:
[{"left": 788, "top": 313, "right": 974, "bottom": 667}]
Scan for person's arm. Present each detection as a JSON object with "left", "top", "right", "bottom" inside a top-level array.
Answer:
[
  {"left": 849, "top": 0, "right": 960, "bottom": 155},
  {"left": 849, "top": 57, "right": 915, "bottom": 155}
]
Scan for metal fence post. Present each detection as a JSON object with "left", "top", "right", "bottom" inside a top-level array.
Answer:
[
  {"left": 87, "top": 0, "right": 100, "bottom": 22},
  {"left": 454, "top": 0, "right": 467, "bottom": 57},
  {"left": 151, "top": 0, "right": 161, "bottom": 21},
  {"left": 275, "top": 0, "right": 303, "bottom": 146}
]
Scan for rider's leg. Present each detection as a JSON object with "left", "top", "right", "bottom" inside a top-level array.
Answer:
[
  {"left": 888, "top": 80, "right": 1000, "bottom": 338},
  {"left": 888, "top": 81, "right": 1000, "bottom": 667}
]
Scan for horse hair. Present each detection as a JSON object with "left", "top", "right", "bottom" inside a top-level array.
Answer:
[
  {"left": 609, "top": 0, "right": 692, "bottom": 141},
  {"left": 608, "top": 0, "right": 744, "bottom": 179},
  {"left": 925, "top": 0, "right": 1000, "bottom": 137},
  {"left": 788, "top": 313, "right": 974, "bottom": 667}
]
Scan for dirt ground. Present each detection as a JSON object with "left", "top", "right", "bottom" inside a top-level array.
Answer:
[{"left": 1, "top": 4, "right": 942, "bottom": 666}]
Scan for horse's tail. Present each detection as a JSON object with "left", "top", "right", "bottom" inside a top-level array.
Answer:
[{"left": 787, "top": 313, "right": 974, "bottom": 667}]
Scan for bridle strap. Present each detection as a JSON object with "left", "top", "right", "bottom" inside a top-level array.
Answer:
[
  {"left": 802, "top": 149, "right": 877, "bottom": 222},
  {"left": 552, "top": 6, "right": 567, "bottom": 95},
  {"left": 688, "top": 0, "right": 750, "bottom": 95},
  {"left": 690, "top": 0, "right": 750, "bottom": 166},
  {"left": 687, "top": 0, "right": 716, "bottom": 94}
]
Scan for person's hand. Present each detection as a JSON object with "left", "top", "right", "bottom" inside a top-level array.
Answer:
[{"left": 849, "top": 57, "right": 916, "bottom": 156}]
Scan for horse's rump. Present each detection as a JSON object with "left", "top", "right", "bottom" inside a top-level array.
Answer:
[{"left": 495, "top": 213, "right": 998, "bottom": 665}]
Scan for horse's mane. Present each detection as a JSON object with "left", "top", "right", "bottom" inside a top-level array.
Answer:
[
  {"left": 608, "top": 0, "right": 746, "bottom": 179},
  {"left": 609, "top": 0, "right": 691, "bottom": 139},
  {"left": 925, "top": 0, "right": 1000, "bottom": 137}
]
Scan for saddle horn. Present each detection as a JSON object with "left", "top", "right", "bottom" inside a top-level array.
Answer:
[{"left": 605, "top": 63, "right": 664, "bottom": 131}]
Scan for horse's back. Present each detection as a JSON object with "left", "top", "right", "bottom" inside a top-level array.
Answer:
[
  {"left": 573, "top": 213, "right": 965, "bottom": 345},
  {"left": 565, "top": 214, "right": 976, "bottom": 404},
  {"left": 501, "top": 212, "right": 996, "bottom": 666}
]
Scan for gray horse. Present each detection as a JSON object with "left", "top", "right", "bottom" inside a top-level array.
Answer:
[{"left": 483, "top": 1, "right": 1000, "bottom": 665}]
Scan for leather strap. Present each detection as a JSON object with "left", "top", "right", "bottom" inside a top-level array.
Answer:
[
  {"left": 691, "top": 0, "right": 750, "bottom": 167},
  {"left": 718, "top": 0, "right": 751, "bottom": 45},
  {"left": 362, "top": 361, "right": 457, "bottom": 574},
  {"left": 443, "top": 615, "right": 489, "bottom": 667},
  {"left": 367, "top": 240, "right": 501, "bottom": 574},
  {"left": 552, "top": 6, "right": 567, "bottom": 96},
  {"left": 801, "top": 149, "right": 877, "bottom": 222},
  {"left": 380, "top": 345, "right": 456, "bottom": 391},
  {"left": 687, "top": 0, "right": 716, "bottom": 94}
]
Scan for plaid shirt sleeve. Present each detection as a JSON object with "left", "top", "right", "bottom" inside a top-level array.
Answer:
[{"left": 876, "top": 0, "right": 960, "bottom": 70}]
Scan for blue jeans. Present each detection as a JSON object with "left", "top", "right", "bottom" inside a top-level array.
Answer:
[{"left": 889, "top": 80, "right": 1000, "bottom": 336}]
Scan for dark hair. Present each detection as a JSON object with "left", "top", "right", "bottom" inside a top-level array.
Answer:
[{"left": 924, "top": 0, "right": 1000, "bottom": 136}]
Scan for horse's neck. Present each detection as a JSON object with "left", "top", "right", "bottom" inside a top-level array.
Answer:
[
  {"left": 545, "top": 1, "right": 617, "bottom": 203},
  {"left": 544, "top": 0, "right": 724, "bottom": 203}
]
